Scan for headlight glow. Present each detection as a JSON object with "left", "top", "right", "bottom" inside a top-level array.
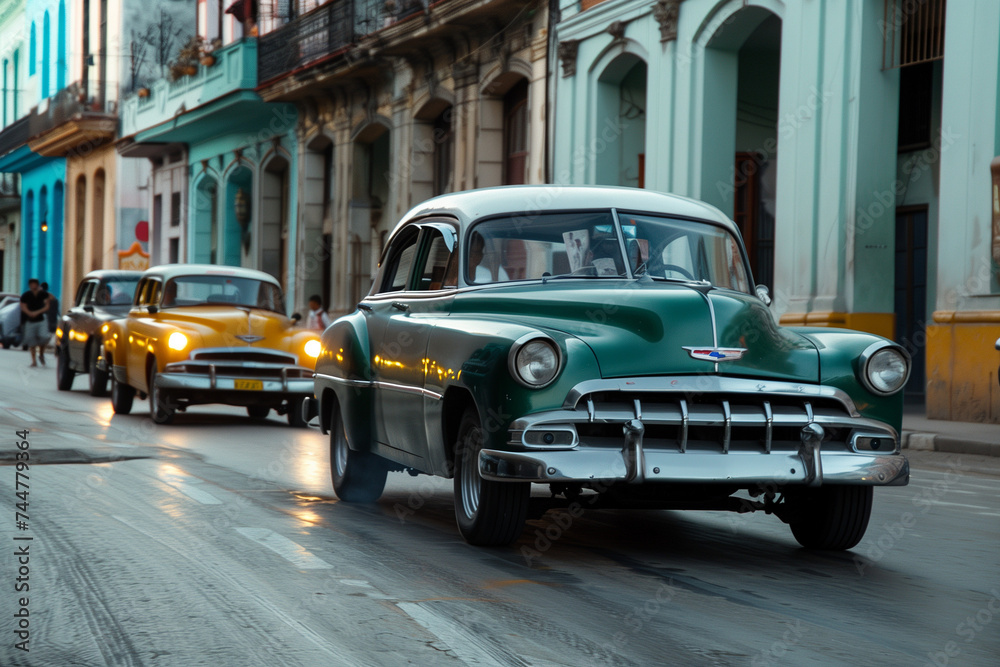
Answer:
[
  {"left": 55, "top": 327, "right": 63, "bottom": 339},
  {"left": 860, "top": 344, "right": 910, "bottom": 395},
  {"left": 101, "top": 324, "right": 110, "bottom": 334},
  {"left": 168, "top": 332, "right": 188, "bottom": 351},
  {"left": 304, "top": 339, "right": 322, "bottom": 358},
  {"left": 510, "top": 336, "right": 560, "bottom": 388}
]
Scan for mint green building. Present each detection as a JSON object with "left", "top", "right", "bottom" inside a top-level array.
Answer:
[{"left": 553, "top": 0, "right": 1000, "bottom": 421}]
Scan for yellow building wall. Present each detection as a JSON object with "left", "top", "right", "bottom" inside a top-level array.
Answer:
[
  {"left": 926, "top": 311, "right": 1000, "bottom": 423},
  {"left": 64, "top": 144, "right": 117, "bottom": 303}
]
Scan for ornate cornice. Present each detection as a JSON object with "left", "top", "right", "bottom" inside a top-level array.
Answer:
[
  {"left": 653, "top": 0, "right": 683, "bottom": 43},
  {"left": 558, "top": 40, "right": 579, "bottom": 78}
]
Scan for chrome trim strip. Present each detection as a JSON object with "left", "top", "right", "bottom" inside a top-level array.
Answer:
[
  {"left": 281, "top": 366, "right": 288, "bottom": 392},
  {"left": 209, "top": 363, "right": 216, "bottom": 389},
  {"left": 633, "top": 398, "right": 642, "bottom": 420},
  {"left": 374, "top": 380, "right": 443, "bottom": 401},
  {"left": 722, "top": 400, "right": 731, "bottom": 454},
  {"left": 804, "top": 401, "right": 814, "bottom": 423},
  {"left": 587, "top": 397, "right": 596, "bottom": 423},
  {"left": 562, "top": 376, "right": 860, "bottom": 418},
  {"left": 315, "top": 372, "right": 372, "bottom": 388},
  {"left": 763, "top": 401, "right": 773, "bottom": 454},
  {"left": 679, "top": 399, "right": 689, "bottom": 453}
]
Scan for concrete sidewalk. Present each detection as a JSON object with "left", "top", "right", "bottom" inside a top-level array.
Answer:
[{"left": 901, "top": 404, "right": 1000, "bottom": 458}]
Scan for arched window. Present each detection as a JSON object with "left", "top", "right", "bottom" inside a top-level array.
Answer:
[
  {"left": 503, "top": 79, "right": 529, "bottom": 185},
  {"left": 28, "top": 22, "right": 36, "bottom": 75},
  {"left": 57, "top": 1, "right": 67, "bottom": 90},
  {"left": 42, "top": 11, "right": 51, "bottom": 98}
]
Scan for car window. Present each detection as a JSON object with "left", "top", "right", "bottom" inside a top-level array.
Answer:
[
  {"left": 468, "top": 211, "right": 623, "bottom": 283},
  {"left": 133, "top": 279, "right": 148, "bottom": 306},
  {"left": 160, "top": 275, "right": 285, "bottom": 313},
  {"left": 147, "top": 280, "right": 162, "bottom": 306},
  {"left": 620, "top": 213, "right": 750, "bottom": 291},
  {"left": 97, "top": 279, "right": 139, "bottom": 306},
  {"left": 76, "top": 281, "right": 97, "bottom": 307},
  {"left": 378, "top": 228, "right": 421, "bottom": 293},
  {"left": 414, "top": 229, "right": 457, "bottom": 291}
]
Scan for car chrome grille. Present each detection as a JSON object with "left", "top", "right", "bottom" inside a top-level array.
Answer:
[
  {"left": 569, "top": 392, "right": 854, "bottom": 454},
  {"left": 190, "top": 348, "right": 298, "bottom": 366}
]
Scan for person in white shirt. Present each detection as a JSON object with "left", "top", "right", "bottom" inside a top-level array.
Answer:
[
  {"left": 469, "top": 233, "right": 510, "bottom": 283},
  {"left": 306, "top": 294, "right": 331, "bottom": 331}
]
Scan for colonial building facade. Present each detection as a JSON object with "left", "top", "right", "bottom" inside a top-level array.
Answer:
[
  {"left": 552, "top": 0, "right": 1000, "bottom": 421},
  {"left": 255, "top": 0, "right": 551, "bottom": 315}
]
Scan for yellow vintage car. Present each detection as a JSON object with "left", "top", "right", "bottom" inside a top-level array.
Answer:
[{"left": 101, "top": 264, "right": 321, "bottom": 426}]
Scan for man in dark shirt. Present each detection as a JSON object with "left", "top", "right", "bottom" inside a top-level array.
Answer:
[
  {"left": 20, "top": 278, "right": 50, "bottom": 367},
  {"left": 41, "top": 282, "right": 58, "bottom": 335}
]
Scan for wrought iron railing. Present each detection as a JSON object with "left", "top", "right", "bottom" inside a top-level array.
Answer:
[
  {"left": 0, "top": 116, "right": 30, "bottom": 158},
  {"left": 27, "top": 81, "right": 114, "bottom": 139},
  {"left": 258, "top": 0, "right": 427, "bottom": 84}
]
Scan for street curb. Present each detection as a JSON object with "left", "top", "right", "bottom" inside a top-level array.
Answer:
[{"left": 901, "top": 431, "right": 1000, "bottom": 458}]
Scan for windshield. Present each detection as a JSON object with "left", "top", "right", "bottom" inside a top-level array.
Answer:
[
  {"left": 161, "top": 275, "right": 285, "bottom": 313},
  {"left": 619, "top": 212, "right": 750, "bottom": 292},
  {"left": 468, "top": 211, "right": 626, "bottom": 283},
  {"left": 96, "top": 279, "right": 139, "bottom": 306}
]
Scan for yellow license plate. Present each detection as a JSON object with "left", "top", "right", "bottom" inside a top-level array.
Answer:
[{"left": 234, "top": 379, "right": 263, "bottom": 391}]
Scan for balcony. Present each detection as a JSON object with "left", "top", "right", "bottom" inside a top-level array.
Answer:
[
  {"left": 120, "top": 38, "right": 258, "bottom": 143},
  {"left": 27, "top": 81, "right": 117, "bottom": 157},
  {"left": 0, "top": 116, "right": 30, "bottom": 159},
  {"left": 257, "top": 0, "right": 426, "bottom": 86}
]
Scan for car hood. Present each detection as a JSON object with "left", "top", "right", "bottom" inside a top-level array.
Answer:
[
  {"left": 451, "top": 281, "right": 819, "bottom": 382},
  {"left": 158, "top": 307, "right": 298, "bottom": 347}
]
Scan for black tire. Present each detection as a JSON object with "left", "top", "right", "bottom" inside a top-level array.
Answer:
[
  {"left": 56, "top": 345, "right": 75, "bottom": 391},
  {"left": 788, "top": 485, "right": 874, "bottom": 550},
  {"left": 148, "top": 362, "right": 174, "bottom": 425},
  {"left": 88, "top": 342, "right": 110, "bottom": 397},
  {"left": 330, "top": 402, "right": 387, "bottom": 503},
  {"left": 247, "top": 405, "right": 270, "bottom": 420},
  {"left": 287, "top": 397, "right": 308, "bottom": 428},
  {"left": 453, "top": 408, "right": 530, "bottom": 546},
  {"left": 110, "top": 373, "right": 135, "bottom": 415}
]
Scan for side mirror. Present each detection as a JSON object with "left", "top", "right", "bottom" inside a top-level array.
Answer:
[
  {"left": 995, "top": 337, "right": 1000, "bottom": 351},
  {"left": 291, "top": 312, "right": 302, "bottom": 323},
  {"left": 148, "top": 305, "right": 159, "bottom": 314},
  {"left": 755, "top": 284, "right": 772, "bottom": 306}
]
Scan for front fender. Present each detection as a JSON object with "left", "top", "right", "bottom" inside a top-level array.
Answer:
[
  {"left": 427, "top": 317, "right": 602, "bottom": 454},
  {"left": 316, "top": 312, "right": 374, "bottom": 448},
  {"left": 792, "top": 328, "right": 906, "bottom": 433}
]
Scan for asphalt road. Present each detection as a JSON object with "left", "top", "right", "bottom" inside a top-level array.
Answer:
[{"left": 1, "top": 350, "right": 998, "bottom": 666}]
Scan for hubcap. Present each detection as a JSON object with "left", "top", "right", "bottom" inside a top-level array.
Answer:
[
  {"left": 459, "top": 426, "right": 483, "bottom": 519},
  {"left": 334, "top": 423, "right": 349, "bottom": 478}
]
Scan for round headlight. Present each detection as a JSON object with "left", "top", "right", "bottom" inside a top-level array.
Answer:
[
  {"left": 511, "top": 336, "right": 560, "bottom": 388},
  {"left": 168, "top": 332, "right": 188, "bottom": 351},
  {"left": 861, "top": 344, "right": 910, "bottom": 395},
  {"left": 304, "top": 339, "right": 322, "bottom": 358}
]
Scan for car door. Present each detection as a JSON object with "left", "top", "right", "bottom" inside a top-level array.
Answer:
[
  {"left": 126, "top": 277, "right": 162, "bottom": 390},
  {"left": 375, "top": 223, "right": 458, "bottom": 458},
  {"left": 65, "top": 280, "right": 97, "bottom": 369}
]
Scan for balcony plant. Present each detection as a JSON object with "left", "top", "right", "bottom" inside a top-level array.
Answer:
[
  {"left": 169, "top": 36, "right": 203, "bottom": 80},
  {"left": 200, "top": 37, "right": 223, "bottom": 67}
]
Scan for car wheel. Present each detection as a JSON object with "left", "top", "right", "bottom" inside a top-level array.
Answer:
[
  {"left": 788, "top": 485, "right": 874, "bottom": 550},
  {"left": 56, "top": 345, "right": 75, "bottom": 391},
  {"left": 247, "top": 405, "right": 270, "bottom": 420},
  {"left": 330, "top": 402, "right": 387, "bottom": 503},
  {"left": 89, "top": 343, "right": 110, "bottom": 397},
  {"left": 110, "top": 373, "right": 135, "bottom": 415},
  {"left": 148, "top": 362, "right": 175, "bottom": 425},
  {"left": 287, "top": 397, "right": 308, "bottom": 428},
  {"left": 453, "top": 407, "right": 529, "bottom": 546}
]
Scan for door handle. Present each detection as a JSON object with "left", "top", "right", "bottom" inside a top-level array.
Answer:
[{"left": 391, "top": 302, "right": 409, "bottom": 312}]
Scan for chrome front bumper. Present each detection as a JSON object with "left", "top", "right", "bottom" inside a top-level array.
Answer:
[
  {"left": 478, "top": 376, "right": 909, "bottom": 487},
  {"left": 479, "top": 447, "right": 909, "bottom": 486},
  {"left": 154, "top": 372, "right": 314, "bottom": 395}
]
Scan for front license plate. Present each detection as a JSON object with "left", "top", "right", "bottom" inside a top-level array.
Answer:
[{"left": 234, "top": 379, "right": 263, "bottom": 391}]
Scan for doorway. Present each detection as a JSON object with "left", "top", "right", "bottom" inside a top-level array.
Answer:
[{"left": 894, "top": 206, "right": 928, "bottom": 399}]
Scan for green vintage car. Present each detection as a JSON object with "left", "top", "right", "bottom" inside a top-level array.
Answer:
[{"left": 310, "top": 186, "right": 910, "bottom": 549}]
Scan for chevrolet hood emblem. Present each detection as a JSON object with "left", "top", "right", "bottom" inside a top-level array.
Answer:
[
  {"left": 683, "top": 346, "right": 747, "bottom": 361},
  {"left": 235, "top": 334, "right": 265, "bottom": 344}
]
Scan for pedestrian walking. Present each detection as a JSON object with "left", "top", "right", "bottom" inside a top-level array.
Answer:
[
  {"left": 41, "top": 282, "right": 59, "bottom": 335},
  {"left": 20, "top": 278, "right": 51, "bottom": 367},
  {"left": 305, "top": 294, "right": 331, "bottom": 331}
]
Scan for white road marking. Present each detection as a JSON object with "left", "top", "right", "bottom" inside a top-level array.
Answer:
[
  {"left": 235, "top": 527, "right": 333, "bottom": 569},
  {"left": 7, "top": 407, "right": 39, "bottom": 422},
  {"left": 112, "top": 516, "right": 351, "bottom": 665},
  {"left": 974, "top": 512, "right": 1000, "bottom": 518},
  {"left": 396, "top": 601, "right": 520, "bottom": 667},
  {"left": 171, "top": 483, "right": 223, "bottom": 505},
  {"left": 924, "top": 500, "right": 993, "bottom": 510}
]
